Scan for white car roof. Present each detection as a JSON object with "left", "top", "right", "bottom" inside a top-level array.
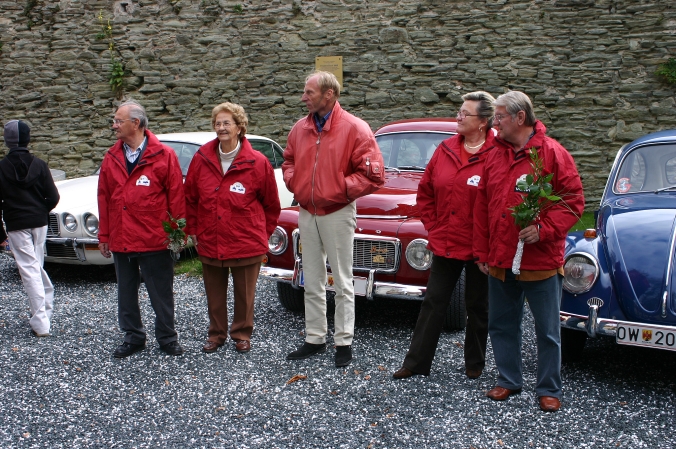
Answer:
[{"left": 155, "top": 132, "right": 277, "bottom": 146}]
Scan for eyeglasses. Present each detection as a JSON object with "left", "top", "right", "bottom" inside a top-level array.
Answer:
[
  {"left": 214, "top": 121, "right": 237, "bottom": 129},
  {"left": 494, "top": 113, "right": 511, "bottom": 123},
  {"left": 456, "top": 111, "right": 479, "bottom": 119},
  {"left": 111, "top": 118, "right": 133, "bottom": 125}
]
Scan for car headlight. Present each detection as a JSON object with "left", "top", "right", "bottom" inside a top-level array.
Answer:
[
  {"left": 268, "top": 227, "right": 288, "bottom": 255},
  {"left": 405, "top": 238, "right": 433, "bottom": 271},
  {"left": 63, "top": 213, "right": 78, "bottom": 232},
  {"left": 563, "top": 253, "right": 599, "bottom": 294},
  {"left": 83, "top": 213, "right": 99, "bottom": 236}
]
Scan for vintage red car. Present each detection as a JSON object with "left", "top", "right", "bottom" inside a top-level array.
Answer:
[{"left": 260, "top": 118, "right": 470, "bottom": 329}]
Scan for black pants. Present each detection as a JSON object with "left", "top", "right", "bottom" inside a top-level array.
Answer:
[
  {"left": 402, "top": 255, "right": 489, "bottom": 375},
  {"left": 113, "top": 250, "right": 178, "bottom": 346}
]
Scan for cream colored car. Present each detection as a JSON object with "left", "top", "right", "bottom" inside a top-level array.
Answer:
[{"left": 44, "top": 132, "right": 292, "bottom": 265}]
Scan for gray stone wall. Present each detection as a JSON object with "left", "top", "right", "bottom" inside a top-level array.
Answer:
[{"left": 0, "top": 0, "right": 675, "bottom": 206}]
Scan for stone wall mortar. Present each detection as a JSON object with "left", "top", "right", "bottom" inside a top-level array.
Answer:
[{"left": 0, "top": 0, "right": 674, "bottom": 206}]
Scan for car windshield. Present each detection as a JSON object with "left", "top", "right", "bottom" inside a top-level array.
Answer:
[
  {"left": 92, "top": 138, "right": 285, "bottom": 177},
  {"left": 375, "top": 132, "right": 452, "bottom": 170},
  {"left": 613, "top": 143, "right": 676, "bottom": 194}
]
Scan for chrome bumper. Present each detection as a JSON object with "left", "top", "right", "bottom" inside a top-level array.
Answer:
[
  {"left": 46, "top": 237, "right": 99, "bottom": 262},
  {"left": 561, "top": 302, "right": 676, "bottom": 337},
  {"left": 259, "top": 265, "right": 426, "bottom": 301}
]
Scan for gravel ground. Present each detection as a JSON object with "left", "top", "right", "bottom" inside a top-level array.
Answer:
[{"left": 0, "top": 252, "right": 674, "bottom": 449}]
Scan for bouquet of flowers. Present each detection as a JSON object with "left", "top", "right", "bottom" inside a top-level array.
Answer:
[
  {"left": 162, "top": 212, "right": 192, "bottom": 261},
  {"left": 509, "top": 148, "right": 560, "bottom": 275}
]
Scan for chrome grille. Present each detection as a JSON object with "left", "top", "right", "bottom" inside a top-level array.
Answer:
[
  {"left": 292, "top": 230, "right": 401, "bottom": 274},
  {"left": 45, "top": 242, "right": 78, "bottom": 259},
  {"left": 47, "top": 213, "right": 59, "bottom": 237},
  {"left": 353, "top": 237, "right": 400, "bottom": 273}
]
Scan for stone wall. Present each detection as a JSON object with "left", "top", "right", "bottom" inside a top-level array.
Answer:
[{"left": 0, "top": 0, "right": 675, "bottom": 205}]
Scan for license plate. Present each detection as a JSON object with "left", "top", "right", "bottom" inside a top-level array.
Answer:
[
  {"left": 616, "top": 323, "right": 676, "bottom": 351},
  {"left": 298, "top": 270, "right": 367, "bottom": 296}
]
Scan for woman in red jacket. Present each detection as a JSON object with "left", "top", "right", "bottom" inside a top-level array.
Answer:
[
  {"left": 184, "top": 102, "right": 280, "bottom": 354},
  {"left": 393, "top": 91, "right": 503, "bottom": 379}
]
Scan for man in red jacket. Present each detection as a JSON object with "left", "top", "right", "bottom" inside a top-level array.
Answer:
[
  {"left": 474, "top": 91, "right": 584, "bottom": 412},
  {"left": 282, "top": 71, "right": 384, "bottom": 367},
  {"left": 97, "top": 100, "right": 186, "bottom": 358}
]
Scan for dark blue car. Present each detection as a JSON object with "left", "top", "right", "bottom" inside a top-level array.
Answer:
[{"left": 560, "top": 130, "right": 676, "bottom": 360}]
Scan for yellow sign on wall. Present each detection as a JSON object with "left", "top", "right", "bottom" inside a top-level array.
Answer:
[{"left": 315, "top": 56, "right": 343, "bottom": 87}]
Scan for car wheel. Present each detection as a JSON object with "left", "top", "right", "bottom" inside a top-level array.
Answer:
[
  {"left": 561, "top": 327, "right": 587, "bottom": 363},
  {"left": 277, "top": 282, "right": 305, "bottom": 312},
  {"left": 443, "top": 269, "right": 467, "bottom": 331}
]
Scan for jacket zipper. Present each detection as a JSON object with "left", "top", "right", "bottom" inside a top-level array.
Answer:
[
  {"left": 311, "top": 132, "right": 321, "bottom": 214},
  {"left": 366, "top": 156, "right": 371, "bottom": 178}
]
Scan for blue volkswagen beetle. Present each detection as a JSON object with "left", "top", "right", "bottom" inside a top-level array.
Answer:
[{"left": 561, "top": 130, "right": 676, "bottom": 360}]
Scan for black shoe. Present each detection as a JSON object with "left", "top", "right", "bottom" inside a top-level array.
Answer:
[
  {"left": 113, "top": 342, "right": 145, "bottom": 358},
  {"left": 335, "top": 345, "right": 352, "bottom": 367},
  {"left": 160, "top": 341, "right": 185, "bottom": 356},
  {"left": 286, "top": 342, "right": 326, "bottom": 360}
]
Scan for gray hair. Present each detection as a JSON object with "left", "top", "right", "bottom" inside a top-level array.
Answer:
[
  {"left": 118, "top": 99, "right": 148, "bottom": 129},
  {"left": 462, "top": 91, "right": 496, "bottom": 129},
  {"left": 306, "top": 71, "right": 341, "bottom": 98},
  {"left": 494, "top": 91, "right": 536, "bottom": 127}
]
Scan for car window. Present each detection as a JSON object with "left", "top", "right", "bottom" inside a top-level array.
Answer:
[
  {"left": 614, "top": 143, "right": 676, "bottom": 193},
  {"left": 666, "top": 156, "right": 676, "bottom": 185},
  {"left": 250, "top": 139, "right": 284, "bottom": 168},
  {"left": 375, "top": 132, "right": 451, "bottom": 169},
  {"left": 163, "top": 141, "right": 200, "bottom": 176}
]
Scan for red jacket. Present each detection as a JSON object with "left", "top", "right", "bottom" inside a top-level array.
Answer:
[
  {"left": 282, "top": 101, "right": 385, "bottom": 215},
  {"left": 417, "top": 132, "right": 501, "bottom": 260},
  {"left": 97, "top": 130, "right": 186, "bottom": 253},
  {"left": 183, "top": 137, "right": 280, "bottom": 260},
  {"left": 473, "top": 121, "right": 585, "bottom": 270}
]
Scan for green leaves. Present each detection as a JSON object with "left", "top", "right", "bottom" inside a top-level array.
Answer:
[
  {"left": 509, "top": 147, "right": 560, "bottom": 230},
  {"left": 162, "top": 212, "right": 189, "bottom": 255}
]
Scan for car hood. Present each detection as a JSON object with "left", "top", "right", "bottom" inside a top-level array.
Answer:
[
  {"left": 355, "top": 172, "right": 422, "bottom": 217},
  {"left": 603, "top": 196, "right": 676, "bottom": 320},
  {"left": 53, "top": 175, "right": 99, "bottom": 214}
]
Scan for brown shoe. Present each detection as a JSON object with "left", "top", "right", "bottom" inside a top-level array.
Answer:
[
  {"left": 234, "top": 339, "right": 251, "bottom": 353},
  {"left": 466, "top": 368, "right": 482, "bottom": 379},
  {"left": 539, "top": 396, "right": 561, "bottom": 412},
  {"left": 202, "top": 341, "right": 222, "bottom": 353},
  {"left": 392, "top": 367, "right": 415, "bottom": 379},
  {"left": 486, "top": 386, "right": 522, "bottom": 401}
]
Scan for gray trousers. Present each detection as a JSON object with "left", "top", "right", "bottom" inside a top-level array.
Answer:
[{"left": 113, "top": 250, "right": 178, "bottom": 346}]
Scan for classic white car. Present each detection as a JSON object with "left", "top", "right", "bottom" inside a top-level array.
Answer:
[{"left": 44, "top": 132, "right": 293, "bottom": 265}]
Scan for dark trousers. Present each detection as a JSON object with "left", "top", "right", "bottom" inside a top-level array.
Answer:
[
  {"left": 403, "top": 255, "right": 489, "bottom": 375},
  {"left": 113, "top": 251, "right": 178, "bottom": 346},
  {"left": 202, "top": 261, "right": 261, "bottom": 344}
]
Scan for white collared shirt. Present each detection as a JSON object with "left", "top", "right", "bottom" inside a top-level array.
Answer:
[{"left": 123, "top": 137, "right": 147, "bottom": 164}]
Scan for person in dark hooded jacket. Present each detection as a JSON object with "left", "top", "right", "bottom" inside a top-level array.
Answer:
[{"left": 0, "top": 120, "right": 60, "bottom": 337}]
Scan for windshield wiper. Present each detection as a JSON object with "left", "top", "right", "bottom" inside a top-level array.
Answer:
[
  {"left": 397, "top": 165, "right": 426, "bottom": 171},
  {"left": 654, "top": 185, "right": 676, "bottom": 193},
  {"left": 385, "top": 166, "right": 401, "bottom": 173}
]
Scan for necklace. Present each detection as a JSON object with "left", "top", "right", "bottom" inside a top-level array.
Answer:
[{"left": 464, "top": 139, "right": 485, "bottom": 150}]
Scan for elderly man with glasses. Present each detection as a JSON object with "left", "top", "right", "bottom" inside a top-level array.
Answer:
[
  {"left": 474, "top": 91, "right": 584, "bottom": 412},
  {"left": 97, "top": 99, "right": 186, "bottom": 358}
]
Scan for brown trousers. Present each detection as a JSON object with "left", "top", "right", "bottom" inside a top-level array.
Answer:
[{"left": 201, "top": 260, "right": 262, "bottom": 344}]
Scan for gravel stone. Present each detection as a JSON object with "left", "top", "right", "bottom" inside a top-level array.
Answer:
[{"left": 0, "top": 252, "right": 674, "bottom": 448}]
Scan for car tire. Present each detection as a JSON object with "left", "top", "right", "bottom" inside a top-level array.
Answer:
[
  {"left": 561, "top": 327, "right": 587, "bottom": 363},
  {"left": 443, "top": 269, "right": 467, "bottom": 331},
  {"left": 277, "top": 282, "right": 305, "bottom": 312}
]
